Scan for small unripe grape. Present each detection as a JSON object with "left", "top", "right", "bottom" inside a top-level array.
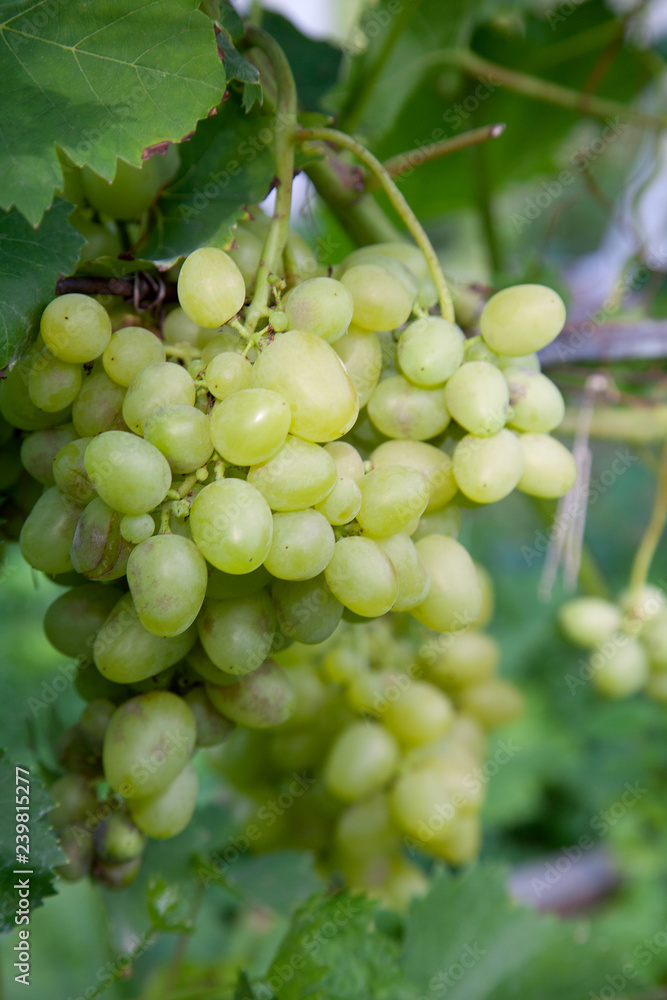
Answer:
[
  {"left": 272, "top": 575, "right": 343, "bottom": 645},
  {"left": 84, "top": 430, "right": 172, "bottom": 515},
  {"left": 397, "top": 317, "right": 465, "bottom": 387},
  {"left": 463, "top": 335, "right": 498, "bottom": 365},
  {"left": 457, "top": 678, "right": 525, "bottom": 727},
  {"left": 423, "top": 630, "right": 500, "bottom": 689},
  {"left": 197, "top": 593, "right": 277, "bottom": 675},
  {"left": 371, "top": 439, "right": 456, "bottom": 512},
  {"left": 44, "top": 583, "right": 121, "bottom": 658},
  {"left": 591, "top": 637, "right": 649, "bottom": 699},
  {"left": 342, "top": 242, "right": 428, "bottom": 280},
  {"left": 72, "top": 371, "right": 125, "bottom": 437},
  {"left": 190, "top": 479, "right": 273, "bottom": 574},
  {"left": 127, "top": 534, "right": 208, "bottom": 637},
  {"left": 265, "top": 509, "right": 335, "bottom": 580},
  {"left": 227, "top": 225, "right": 263, "bottom": 291},
  {"left": 130, "top": 761, "right": 199, "bottom": 839},
  {"left": 205, "top": 352, "right": 252, "bottom": 400},
  {"left": 163, "top": 307, "right": 209, "bottom": 346},
  {"left": 79, "top": 699, "right": 116, "bottom": 754},
  {"left": 357, "top": 465, "right": 430, "bottom": 537},
  {"left": 48, "top": 774, "right": 98, "bottom": 829},
  {"left": 206, "top": 659, "right": 296, "bottom": 728},
  {"left": 210, "top": 388, "right": 291, "bottom": 466},
  {"left": 19, "top": 486, "right": 81, "bottom": 575},
  {"left": 333, "top": 327, "right": 382, "bottom": 407},
  {"left": 0, "top": 360, "right": 70, "bottom": 431},
  {"left": 480, "top": 284, "right": 566, "bottom": 355},
  {"left": 429, "top": 813, "right": 482, "bottom": 866},
  {"left": 94, "top": 814, "right": 146, "bottom": 863},
  {"left": 284, "top": 276, "right": 354, "bottom": 343},
  {"left": 325, "top": 536, "right": 398, "bottom": 618},
  {"left": 504, "top": 368, "right": 565, "bottom": 433},
  {"left": 102, "top": 327, "right": 165, "bottom": 387},
  {"left": 324, "top": 441, "right": 364, "bottom": 482},
  {"left": 453, "top": 430, "right": 524, "bottom": 504},
  {"left": 375, "top": 533, "right": 429, "bottom": 610},
  {"left": 389, "top": 757, "right": 477, "bottom": 841},
  {"left": 120, "top": 513, "right": 155, "bottom": 545},
  {"left": 314, "top": 477, "right": 362, "bottom": 525},
  {"left": 41, "top": 294, "right": 112, "bottom": 363},
  {"left": 559, "top": 597, "right": 622, "bottom": 648},
  {"left": 184, "top": 686, "right": 234, "bottom": 747},
  {"left": 368, "top": 375, "right": 450, "bottom": 441},
  {"left": 144, "top": 404, "right": 213, "bottom": 473},
  {"left": 70, "top": 497, "right": 131, "bottom": 581},
  {"left": 619, "top": 585, "right": 666, "bottom": 634},
  {"left": 409, "top": 535, "right": 482, "bottom": 632},
  {"left": 177, "top": 247, "right": 246, "bottom": 327},
  {"left": 20, "top": 424, "right": 77, "bottom": 484},
  {"left": 335, "top": 794, "right": 396, "bottom": 861},
  {"left": 324, "top": 722, "right": 399, "bottom": 802},
  {"left": 52, "top": 436, "right": 95, "bottom": 504},
  {"left": 516, "top": 433, "right": 577, "bottom": 498},
  {"left": 56, "top": 828, "right": 94, "bottom": 882},
  {"left": 247, "top": 436, "right": 337, "bottom": 512},
  {"left": 341, "top": 257, "right": 417, "bottom": 331},
  {"left": 200, "top": 329, "right": 245, "bottom": 364},
  {"left": 444, "top": 361, "right": 509, "bottom": 437},
  {"left": 28, "top": 351, "right": 82, "bottom": 412},
  {"left": 103, "top": 691, "right": 196, "bottom": 798},
  {"left": 381, "top": 680, "right": 454, "bottom": 748},
  {"left": 122, "top": 362, "right": 195, "bottom": 435}
]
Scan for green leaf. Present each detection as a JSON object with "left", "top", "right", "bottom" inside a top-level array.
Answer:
[
  {"left": 0, "top": 201, "right": 84, "bottom": 368},
  {"left": 223, "top": 850, "right": 324, "bottom": 915},
  {"left": 0, "top": 752, "right": 63, "bottom": 933},
  {"left": 234, "top": 971, "right": 257, "bottom": 1000},
  {"left": 403, "top": 866, "right": 630, "bottom": 1000},
  {"left": 262, "top": 12, "right": 343, "bottom": 111},
  {"left": 0, "top": 0, "right": 225, "bottom": 225},
  {"left": 214, "top": 1, "right": 245, "bottom": 40},
  {"left": 217, "top": 31, "right": 262, "bottom": 89},
  {"left": 141, "top": 101, "right": 275, "bottom": 261}
]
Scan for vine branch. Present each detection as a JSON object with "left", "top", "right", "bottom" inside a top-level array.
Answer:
[
  {"left": 296, "top": 126, "right": 455, "bottom": 322},
  {"left": 367, "top": 123, "right": 506, "bottom": 188}
]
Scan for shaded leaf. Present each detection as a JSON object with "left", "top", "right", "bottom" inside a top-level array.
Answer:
[{"left": 262, "top": 12, "right": 343, "bottom": 111}]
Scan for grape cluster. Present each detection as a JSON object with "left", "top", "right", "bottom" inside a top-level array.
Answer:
[
  {"left": 560, "top": 586, "right": 667, "bottom": 700},
  {"left": 1, "top": 213, "right": 571, "bottom": 893}
]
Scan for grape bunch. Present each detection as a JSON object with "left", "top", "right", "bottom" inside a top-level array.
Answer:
[
  {"left": 0, "top": 211, "right": 572, "bottom": 893},
  {"left": 560, "top": 585, "right": 667, "bottom": 700}
]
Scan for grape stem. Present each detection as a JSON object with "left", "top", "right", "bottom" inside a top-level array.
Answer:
[
  {"left": 629, "top": 440, "right": 667, "bottom": 594},
  {"left": 242, "top": 27, "right": 297, "bottom": 336},
  {"left": 368, "top": 123, "right": 507, "bottom": 188},
  {"left": 295, "top": 127, "right": 455, "bottom": 322}
]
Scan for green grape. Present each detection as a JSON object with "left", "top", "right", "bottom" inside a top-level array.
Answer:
[
  {"left": 84, "top": 431, "right": 172, "bottom": 514},
  {"left": 324, "top": 722, "right": 399, "bottom": 802},
  {"left": 206, "top": 564, "right": 272, "bottom": 600},
  {"left": 28, "top": 351, "right": 82, "bottom": 412},
  {"left": 184, "top": 686, "right": 234, "bottom": 747},
  {"left": 129, "top": 761, "right": 199, "bottom": 839},
  {"left": 456, "top": 678, "right": 525, "bottom": 727},
  {"left": 94, "top": 593, "right": 197, "bottom": 684},
  {"left": 20, "top": 424, "right": 77, "bottom": 484},
  {"left": 143, "top": 405, "right": 213, "bottom": 473},
  {"left": 247, "top": 436, "right": 337, "bottom": 512},
  {"left": 56, "top": 828, "right": 94, "bottom": 882},
  {"left": 516, "top": 433, "right": 577, "bottom": 498},
  {"left": 201, "top": 329, "right": 246, "bottom": 364},
  {"left": 205, "top": 352, "right": 252, "bottom": 400},
  {"left": 227, "top": 225, "right": 263, "bottom": 291},
  {"left": 177, "top": 247, "right": 246, "bottom": 327},
  {"left": 71, "top": 212, "right": 123, "bottom": 263},
  {"left": 210, "top": 388, "right": 291, "bottom": 466},
  {"left": 41, "top": 294, "right": 112, "bottom": 363},
  {"left": 496, "top": 351, "right": 540, "bottom": 372},
  {"left": 444, "top": 361, "right": 509, "bottom": 436},
  {"left": 48, "top": 774, "right": 98, "bottom": 829},
  {"left": 472, "top": 563, "right": 495, "bottom": 628},
  {"left": 559, "top": 597, "right": 622, "bottom": 649},
  {"left": 340, "top": 257, "right": 417, "bottom": 331},
  {"left": 272, "top": 575, "right": 343, "bottom": 644},
  {"left": 102, "top": 327, "right": 165, "bottom": 387},
  {"left": 78, "top": 698, "right": 116, "bottom": 755},
  {"left": 92, "top": 855, "right": 142, "bottom": 889},
  {"left": 94, "top": 814, "right": 145, "bottom": 864},
  {"left": 504, "top": 367, "right": 565, "bottom": 433},
  {"left": 197, "top": 592, "right": 277, "bottom": 675},
  {"left": 382, "top": 680, "right": 454, "bottom": 748},
  {"left": 122, "top": 362, "right": 196, "bottom": 435},
  {"left": 71, "top": 497, "right": 131, "bottom": 581},
  {"left": 75, "top": 662, "right": 129, "bottom": 703},
  {"left": 120, "top": 513, "right": 155, "bottom": 545},
  {"left": 376, "top": 533, "right": 429, "bottom": 610},
  {"left": 264, "top": 509, "right": 335, "bottom": 580},
  {"left": 206, "top": 659, "right": 296, "bottom": 728},
  {"left": 324, "top": 536, "right": 398, "bottom": 617},
  {"left": 389, "top": 758, "right": 472, "bottom": 841},
  {"left": 190, "top": 479, "right": 273, "bottom": 573},
  {"left": 370, "top": 440, "right": 457, "bottom": 512},
  {"left": 379, "top": 858, "right": 430, "bottom": 911},
  {"left": 82, "top": 151, "right": 178, "bottom": 220},
  {"left": 341, "top": 242, "right": 428, "bottom": 281},
  {"left": 367, "top": 375, "right": 450, "bottom": 441},
  {"left": 314, "top": 476, "right": 362, "bottom": 525},
  {"left": 127, "top": 535, "right": 207, "bottom": 637},
  {"left": 324, "top": 441, "right": 365, "bottom": 482},
  {"left": 251, "top": 330, "right": 358, "bottom": 442},
  {"left": 480, "top": 284, "right": 566, "bottom": 355},
  {"left": 163, "top": 307, "right": 216, "bottom": 347},
  {"left": 284, "top": 276, "right": 354, "bottom": 343},
  {"left": 619, "top": 585, "right": 666, "bottom": 634},
  {"left": 103, "top": 690, "right": 196, "bottom": 799},
  {"left": 284, "top": 230, "right": 325, "bottom": 280},
  {"left": 397, "top": 317, "right": 465, "bottom": 387},
  {"left": 333, "top": 327, "right": 382, "bottom": 407},
  {"left": 335, "top": 794, "right": 395, "bottom": 860},
  {"left": 72, "top": 371, "right": 126, "bottom": 437},
  {"left": 52, "top": 437, "right": 95, "bottom": 504},
  {"left": 463, "top": 334, "right": 498, "bottom": 365},
  {"left": 0, "top": 361, "right": 72, "bottom": 431},
  {"left": 19, "top": 487, "right": 81, "bottom": 574},
  {"left": 423, "top": 630, "right": 500, "bottom": 689},
  {"left": 357, "top": 465, "right": 430, "bottom": 537},
  {"left": 591, "top": 637, "right": 649, "bottom": 699},
  {"left": 428, "top": 813, "right": 482, "bottom": 866},
  {"left": 453, "top": 429, "right": 524, "bottom": 504},
  {"left": 187, "top": 642, "right": 240, "bottom": 686},
  {"left": 643, "top": 612, "right": 667, "bottom": 670},
  {"left": 409, "top": 535, "right": 482, "bottom": 632},
  {"left": 44, "top": 583, "right": 121, "bottom": 658}
]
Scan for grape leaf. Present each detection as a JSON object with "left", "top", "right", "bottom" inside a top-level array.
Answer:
[
  {"left": 140, "top": 100, "right": 275, "bottom": 261},
  {"left": 0, "top": 0, "right": 225, "bottom": 226},
  {"left": 222, "top": 850, "right": 324, "bottom": 915},
  {"left": 402, "top": 866, "right": 632, "bottom": 1000},
  {"left": 261, "top": 13, "right": 343, "bottom": 111},
  {"left": 0, "top": 201, "right": 84, "bottom": 369},
  {"left": 0, "top": 752, "right": 63, "bottom": 933}
]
